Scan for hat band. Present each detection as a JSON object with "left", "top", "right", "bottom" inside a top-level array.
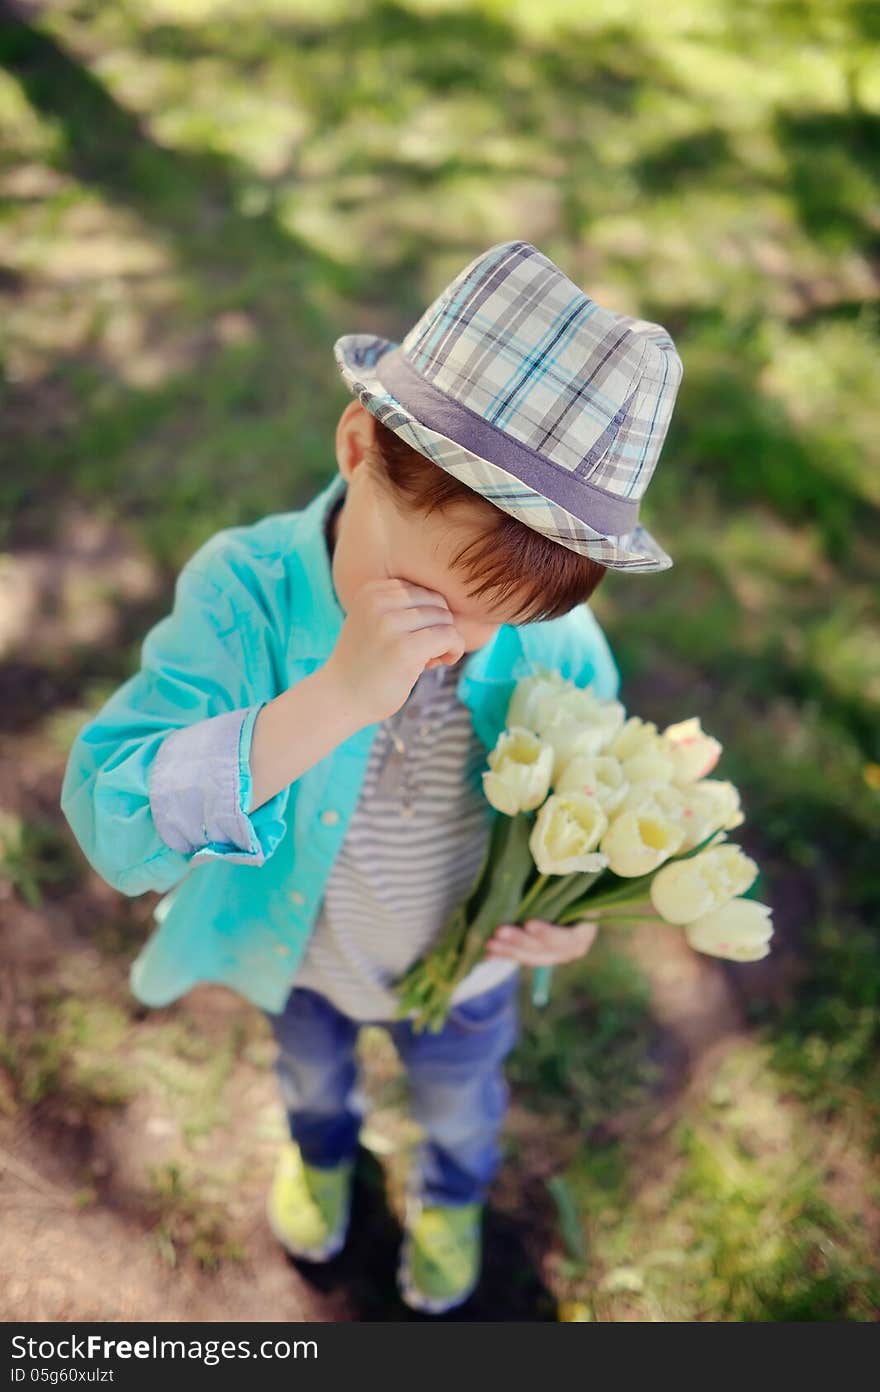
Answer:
[{"left": 374, "top": 346, "right": 640, "bottom": 538}]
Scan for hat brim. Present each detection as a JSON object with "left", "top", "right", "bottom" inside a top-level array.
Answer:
[{"left": 333, "top": 333, "right": 673, "bottom": 573}]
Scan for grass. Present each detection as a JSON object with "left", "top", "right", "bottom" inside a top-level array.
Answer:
[
  {"left": 544, "top": 1038, "right": 880, "bottom": 1321},
  {"left": 509, "top": 933, "right": 662, "bottom": 1130},
  {"left": 0, "top": 988, "right": 134, "bottom": 1111},
  {"left": 0, "top": 810, "right": 82, "bottom": 908},
  {"left": 1, "top": 0, "right": 878, "bottom": 1318},
  {"left": 134, "top": 1015, "right": 248, "bottom": 1145},
  {"left": 147, "top": 1159, "right": 246, "bottom": 1272}
]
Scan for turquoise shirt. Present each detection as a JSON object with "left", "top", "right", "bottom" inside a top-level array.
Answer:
[{"left": 59, "top": 473, "right": 621, "bottom": 1015}]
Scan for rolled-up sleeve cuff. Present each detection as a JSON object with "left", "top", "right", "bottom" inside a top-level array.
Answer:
[{"left": 148, "top": 701, "right": 289, "bottom": 868}]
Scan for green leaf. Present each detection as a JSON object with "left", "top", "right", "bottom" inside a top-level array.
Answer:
[
  {"left": 545, "top": 1174, "right": 587, "bottom": 1264},
  {"left": 525, "top": 866, "right": 607, "bottom": 925}
]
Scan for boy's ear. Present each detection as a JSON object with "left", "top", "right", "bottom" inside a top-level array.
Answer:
[{"left": 336, "top": 400, "right": 377, "bottom": 479}]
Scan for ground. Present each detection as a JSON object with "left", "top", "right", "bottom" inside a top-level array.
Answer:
[{"left": 1, "top": 0, "right": 879, "bottom": 1322}]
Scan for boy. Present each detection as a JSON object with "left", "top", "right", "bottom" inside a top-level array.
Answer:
[{"left": 60, "top": 240, "right": 683, "bottom": 1314}]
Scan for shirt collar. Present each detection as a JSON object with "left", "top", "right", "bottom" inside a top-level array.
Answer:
[
  {"left": 287, "top": 472, "right": 535, "bottom": 688},
  {"left": 285, "top": 473, "right": 349, "bottom": 662}
]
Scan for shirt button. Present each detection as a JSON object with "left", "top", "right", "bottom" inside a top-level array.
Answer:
[
  {"left": 288, "top": 889, "right": 305, "bottom": 905},
  {"left": 320, "top": 809, "right": 340, "bottom": 826},
  {"left": 275, "top": 944, "right": 290, "bottom": 957},
  {"left": 420, "top": 723, "right": 433, "bottom": 737}
]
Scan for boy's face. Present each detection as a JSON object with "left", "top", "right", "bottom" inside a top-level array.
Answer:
[{"left": 331, "top": 401, "right": 530, "bottom": 655}]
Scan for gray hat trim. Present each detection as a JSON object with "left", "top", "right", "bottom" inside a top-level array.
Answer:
[{"left": 375, "top": 346, "right": 639, "bottom": 538}]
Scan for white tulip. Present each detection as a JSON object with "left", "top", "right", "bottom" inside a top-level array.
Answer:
[
  {"left": 680, "top": 779, "right": 745, "bottom": 837},
  {"left": 619, "top": 744, "right": 677, "bottom": 786},
  {"left": 507, "top": 668, "right": 572, "bottom": 733},
  {"left": 618, "top": 781, "right": 690, "bottom": 827},
  {"left": 529, "top": 791, "right": 609, "bottom": 875},
  {"left": 684, "top": 899, "right": 774, "bottom": 961},
  {"left": 508, "top": 666, "right": 626, "bottom": 749},
  {"left": 543, "top": 721, "right": 609, "bottom": 780},
  {"left": 649, "top": 843, "right": 759, "bottom": 924},
  {"left": 605, "top": 716, "right": 660, "bottom": 762},
  {"left": 482, "top": 726, "right": 554, "bottom": 815},
  {"left": 660, "top": 716, "right": 723, "bottom": 785},
  {"left": 554, "top": 753, "right": 629, "bottom": 815},
  {"left": 599, "top": 808, "right": 685, "bottom": 877},
  {"left": 604, "top": 718, "right": 675, "bottom": 786}
]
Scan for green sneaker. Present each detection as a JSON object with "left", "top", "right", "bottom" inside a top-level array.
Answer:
[
  {"left": 266, "top": 1140, "right": 355, "bottom": 1261},
  {"left": 397, "top": 1198, "right": 483, "bottom": 1313}
]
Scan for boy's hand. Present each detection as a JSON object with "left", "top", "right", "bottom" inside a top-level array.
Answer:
[
  {"left": 483, "top": 917, "right": 599, "bottom": 966},
  {"left": 323, "top": 577, "right": 465, "bottom": 727}
]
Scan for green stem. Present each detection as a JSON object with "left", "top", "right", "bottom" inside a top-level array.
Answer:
[
  {"left": 453, "top": 811, "right": 536, "bottom": 979},
  {"left": 563, "top": 827, "right": 728, "bottom": 917},
  {"left": 526, "top": 870, "right": 605, "bottom": 925},
  {"left": 555, "top": 896, "right": 654, "bottom": 926},
  {"left": 574, "top": 904, "right": 664, "bottom": 921},
  {"left": 580, "top": 879, "right": 657, "bottom": 908},
  {"left": 515, "top": 870, "right": 551, "bottom": 920},
  {"left": 557, "top": 909, "right": 658, "bottom": 928}
]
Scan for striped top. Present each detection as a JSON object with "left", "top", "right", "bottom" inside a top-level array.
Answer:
[
  {"left": 291, "top": 488, "right": 520, "bottom": 1021},
  {"left": 291, "top": 651, "right": 520, "bottom": 1021}
]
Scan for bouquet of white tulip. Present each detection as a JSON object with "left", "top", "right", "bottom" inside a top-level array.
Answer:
[{"left": 392, "top": 666, "right": 774, "bottom": 1033}]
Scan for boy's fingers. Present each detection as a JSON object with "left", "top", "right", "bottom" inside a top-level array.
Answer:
[
  {"left": 493, "top": 921, "right": 564, "bottom": 945},
  {"left": 486, "top": 918, "right": 599, "bottom": 964},
  {"left": 571, "top": 920, "right": 600, "bottom": 949},
  {"left": 485, "top": 942, "right": 564, "bottom": 966},
  {"left": 524, "top": 919, "right": 577, "bottom": 948},
  {"left": 491, "top": 925, "right": 533, "bottom": 948},
  {"left": 526, "top": 918, "right": 599, "bottom": 947}
]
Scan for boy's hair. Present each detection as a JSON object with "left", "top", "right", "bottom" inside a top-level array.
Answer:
[{"left": 365, "top": 417, "right": 608, "bottom": 625}]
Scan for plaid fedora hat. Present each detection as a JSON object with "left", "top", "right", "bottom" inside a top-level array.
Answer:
[{"left": 333, "top": 240, "right": 683, "bottom": 572}]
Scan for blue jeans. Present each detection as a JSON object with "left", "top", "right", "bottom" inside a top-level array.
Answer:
[{"left": 266, "top": 970, "right": 521, "bottom": 1208}]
